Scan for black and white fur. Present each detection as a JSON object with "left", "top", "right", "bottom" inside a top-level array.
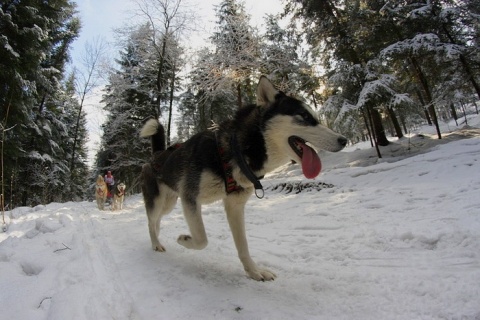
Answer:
[{"left": 140, "top": 76, "right": 347, "bottom": 281}]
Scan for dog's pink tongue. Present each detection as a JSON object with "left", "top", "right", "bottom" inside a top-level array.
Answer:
[{"left": 300, "top": 142, "right": 321, "bottom": 179}]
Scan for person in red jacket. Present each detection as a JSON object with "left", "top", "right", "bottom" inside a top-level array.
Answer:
[{"left": 104, "top": 170, "right": 115, "bottom": 202}]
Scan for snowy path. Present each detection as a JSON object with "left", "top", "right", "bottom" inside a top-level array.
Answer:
[
  {"left": 1, "top": 136, "right": 480, "bottom": 319},
  {"left": 0, "top": 203, "right": 137, "bottom": 319}
]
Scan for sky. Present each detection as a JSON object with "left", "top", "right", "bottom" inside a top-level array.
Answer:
[
  {"left": 1, "top": 115, "right": 479, "bottom": 319},
  {"left": 71, "top": 0, "right": 283, "bottom": 57},
  {"left": 70, "top": 0, "right": 283, "bottom": 164}
]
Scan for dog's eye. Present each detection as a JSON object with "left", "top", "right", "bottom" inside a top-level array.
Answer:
[{"left": 296, "top": 111, "right": 316, "bottom": 126}]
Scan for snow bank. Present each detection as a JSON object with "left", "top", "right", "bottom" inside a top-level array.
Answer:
[{"left": 1, "top": 121, "right": 480, "bottom": 319}]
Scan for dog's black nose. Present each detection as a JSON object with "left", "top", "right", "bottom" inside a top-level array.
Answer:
[{"left": 338, "top": 136, "right": 348, "bottom": 147}]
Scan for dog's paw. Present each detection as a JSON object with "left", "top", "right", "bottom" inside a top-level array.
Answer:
[
  {"left": 177, "top": 234, "right": 193, "bottom": 248},
  {"left": 153, "top": 244, "right": 166, "bottom": 252},
  {"left": 177, "top": 235, "right": 208, "bottom": 250},
  {"left": 247, "top": 268, "right": 277, "bottom": 281}
]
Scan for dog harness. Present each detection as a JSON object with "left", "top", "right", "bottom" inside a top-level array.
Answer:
[
  {"left": 217, "top": 144, "right": 244, "bottom": 194},
  {"left": 151, "top": 136, "right": 264, "bottom": 198},
  {"left": 230, "top": 133, "right": 264, "bottom": 199},
  {"left": 215, "top": 132, "right": 264, "bottom": 198}
]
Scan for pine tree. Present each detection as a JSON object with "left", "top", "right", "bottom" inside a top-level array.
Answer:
[
  {"left": 62, "top": 73, "right": 89, "bottom": 201},
  {"left": 132, "top": 0, "right": 194, "bottom": 126},
  {"left": 260, "top": 14, "right": 319, "bottom": 102},
  {"left": 188, "top": 47, "right": 238, "bottom": 132},
  {"left": 98, "top": 24, "right": 164, "bottom": 193},
  {"left": 1, "top": 0, "right": 81, "bottom": 207},
  {"left": 285, "top": 0, "right": 480, "bottom": 148},
  {"left": 286, "top": 0, "right": 394, "bottom": 153},
  {"left": 199, "top": 0, "right": 260, "bottom": 109},
  {"left": 175, "top": 88, "right": 198, "bottom": 139},
  {"left": 378, "top": 0, "right": 480, "bottom": 138}
]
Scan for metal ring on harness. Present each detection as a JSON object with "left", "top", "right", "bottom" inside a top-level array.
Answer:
[{"left": 230, "top": 133, "right": 265, "bottom": 199}]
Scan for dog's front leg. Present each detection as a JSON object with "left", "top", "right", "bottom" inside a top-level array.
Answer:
[
  {"left": 224, "top": 194, "right": 277, "bottom": 281},
  {"left": 177, "top": 197, "right": 208, "bottom": 250}
]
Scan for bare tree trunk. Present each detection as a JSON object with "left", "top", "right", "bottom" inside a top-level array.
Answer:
[
  {"left": 1, "top": 100, "right": 13, "bottom": 229},
  {"left": 409, "top": 56, "right": 442, "bottom": 139},
  {"left": 236, "top": 82, "right": 243, "bottom": 109},
  {"left": 371, "top": 107, "right": 389, "bottom": 146},
  {"left": 412, "top": 84, "right": 432, "bottom": 126},
  {"left": 38, "top": 94, "right": 47, "bottom": 113},
  {"left": 156, "top": 36, "right": 168, "bottom": 117},
  {"left": 361, "top": 107, "right": 374, "bottom": 148},
  {"left": 166, "top": 63, "right": 176, "bottom": 145},
  {"left": 460, "top": 102, "right": 468, "bottom": 126},
  {"left": 366, "top": 105, "right": 382, "bottom": 158},
  {"left": 450, "top": 103, "right": 458, "bottom": 126},
  {"left": 198, "top": 92, "right": 207, "bottom": 132},
  {"left": 386, "top": 106, "right": 403, "bottom": 138},
  {"left": 311, "top": 91, "right": 318, "bottom": 110},
  {"left": 71, "top": 39, "right": 106, "bottom": 176}
]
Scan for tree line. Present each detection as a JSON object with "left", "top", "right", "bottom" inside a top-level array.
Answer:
[
  {"left": 1, "top": 0, "right": 479, "bottom": 208},
  {"left": 1, "top": 0, "right": 88, "bottom": 209}
]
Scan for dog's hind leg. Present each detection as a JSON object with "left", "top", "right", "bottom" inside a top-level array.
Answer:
[
  {"left": 147, "top": 206, "right": 165, "bottom": 252},
  {"left": 142, "top": 164, "right": 172, "bottom": 252},
  {"left": 177, "top": 197, "right": 208, "bottom": 250},
  {"left": 224, "top": 192, "right": 277, "bottom": 281},
  {"left": 147, "top": 189, "right": 177, "bottom": 252}
]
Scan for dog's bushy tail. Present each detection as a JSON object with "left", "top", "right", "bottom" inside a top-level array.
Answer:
[{"left": 140, "top": 119, "right": 166, "bottom": 154}]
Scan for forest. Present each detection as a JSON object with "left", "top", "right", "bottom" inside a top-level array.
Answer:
[{"left": 1, "top": 0, "right": 479, "bottom": 208}]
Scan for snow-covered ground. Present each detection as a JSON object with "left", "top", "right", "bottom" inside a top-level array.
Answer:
[{"left": 1, "top": 116, "right": 480, "bottom": 320}]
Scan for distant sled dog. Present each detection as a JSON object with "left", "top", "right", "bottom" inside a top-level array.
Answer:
[
  {"left": 140, "top": 76, "right": 347, "bottom": 281},
  {"left": 112, "top": 182, "right": 126, "bottom": 210},
  {"left": 95, "top": 175, "right": 108, "bottom": 210}
]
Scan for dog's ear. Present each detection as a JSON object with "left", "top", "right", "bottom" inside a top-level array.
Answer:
[{"left": 256, "top": 76, "right": 279, "bottom": 107}]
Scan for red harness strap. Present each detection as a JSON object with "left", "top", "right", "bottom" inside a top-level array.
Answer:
[{"left": 217, "top": 145, "right": 243, "bottom": 194}]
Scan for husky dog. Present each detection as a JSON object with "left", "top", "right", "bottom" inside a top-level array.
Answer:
[
  {"left": 95, "top": 175, "right": 108, "bottom": 210},
  {"left": 140, "top": 76, "right": 347, "bottom": 281},
  {"left": 112, "top": 182, "right": 126, "bottom": 210}
]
